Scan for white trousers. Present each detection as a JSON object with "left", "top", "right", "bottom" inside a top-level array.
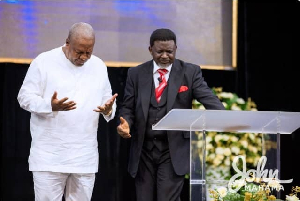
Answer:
[{"left": 32, "top": 171, "right": 95, "bottom": 201}]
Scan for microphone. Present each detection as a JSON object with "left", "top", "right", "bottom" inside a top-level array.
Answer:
[{"left": 157, "top": 77, "right": 162, "bottom": 83}]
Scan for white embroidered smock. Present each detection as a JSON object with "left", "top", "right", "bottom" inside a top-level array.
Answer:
[{"left": 17, "top": 46, "right": 116, "bottom": 173}]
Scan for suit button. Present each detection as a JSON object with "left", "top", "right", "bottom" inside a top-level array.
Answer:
[{"left": 154, "top": 138, "right": 157, "bottom": 140}]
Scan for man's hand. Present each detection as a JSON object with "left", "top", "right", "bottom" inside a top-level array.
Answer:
[
  {"left": 93, "top": 93, "right": 118, "bottom": 115},
  {"left": 51, "top": 91, "right": 76, "bottom": 111},
  {"left": 117, "top": 117, "right": 131, "bottom": 138}
]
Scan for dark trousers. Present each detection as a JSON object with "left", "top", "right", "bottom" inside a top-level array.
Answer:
[{"left": 135, "top": 145, "right": 185, "bottom": 201}]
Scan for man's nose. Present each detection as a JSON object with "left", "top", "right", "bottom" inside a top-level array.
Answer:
[
  {"left": 80, "top": 53, "right": 88, "bottom": 61},
  {"left": 161, "top": 52, "right": 168, "bottom": 58}
]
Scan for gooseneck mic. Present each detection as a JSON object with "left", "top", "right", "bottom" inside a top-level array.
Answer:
[{"left": 157, "top": 77, "right": 162, "bottom": 83}]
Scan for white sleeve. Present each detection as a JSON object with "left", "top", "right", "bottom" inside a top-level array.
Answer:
[
  {"left": 17, "top": 58, "right": 58, "bottom": 118},
  {"left": 101, "top": 66, "right": 116, "bottom": 122}
]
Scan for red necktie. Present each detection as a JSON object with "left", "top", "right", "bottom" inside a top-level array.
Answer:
[{"left": 155, "top": 68, "right": 168, "bottom": 103}]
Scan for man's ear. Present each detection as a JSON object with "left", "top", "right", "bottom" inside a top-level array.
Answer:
[
  {"left": 148, "top": 46, "right": 152, "bottom": 55},
  {"left": 66, "top": 38, "right": 70, "bottom": 45}
]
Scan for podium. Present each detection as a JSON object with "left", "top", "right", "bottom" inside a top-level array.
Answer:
[{"left": 152, "top": 109, "right": 300, "bottom": 201}]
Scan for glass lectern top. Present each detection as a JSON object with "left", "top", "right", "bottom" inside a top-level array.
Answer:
[{"left": 152, "top": 109, "right": 300, "bottom": 134}]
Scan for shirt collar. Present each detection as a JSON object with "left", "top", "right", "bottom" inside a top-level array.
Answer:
[{"left": 152, "top": 60, "right": 172, "bottom": 74}]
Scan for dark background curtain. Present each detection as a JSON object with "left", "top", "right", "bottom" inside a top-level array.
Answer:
[
  {"left": 1, "top": 2, "right": 299, "bottom": 200},
  {"left": 237, "top": 2, "right": 299, "bottom": 197}
]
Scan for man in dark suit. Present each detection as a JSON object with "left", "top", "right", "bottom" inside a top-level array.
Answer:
[{"left": 117, "top": 28, "right": 225, "bottom": 201}]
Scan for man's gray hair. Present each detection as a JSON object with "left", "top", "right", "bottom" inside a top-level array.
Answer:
[{"left": 68, "top": 22, "right": 95, "bottom": 41}]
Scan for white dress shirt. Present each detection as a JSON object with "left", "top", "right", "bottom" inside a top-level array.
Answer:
[
  {"left": 17, "top": 46, "right": 116, "bottom": 173},
  {"left": 152, "top": 61, "right": 172, "bottom": 88}
]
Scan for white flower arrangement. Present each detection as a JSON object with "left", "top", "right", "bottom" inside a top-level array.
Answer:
[
  {"left": 286, "top": 187, "right": 300, "bottom": 201},
  {"left": 286, "top": 195, "right": 300, "bottom": 201},
  {"left": 192, "top": 87, "right": 299, "bottom": 201},
  {"left": 192, "top": 87, "right": 263, "bottom": 180},
  {"left": 209, "top": 181, "right": 300, "bottom": 201}
]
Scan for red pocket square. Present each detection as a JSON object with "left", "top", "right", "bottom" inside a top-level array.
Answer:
[{"left": 178, "top": 86, "right": 188, "bottom": 93}]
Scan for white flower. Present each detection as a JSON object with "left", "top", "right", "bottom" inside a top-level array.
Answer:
[
  {"left": 209, "top": 153, "right": 215, "bottom": 158},
  {"left": 214, "top": 135, "right": 223, "bottom": 142},
  {"left": 230, "top": 136, "right": 239, "bottom": 142},
  {"left": 224, "top": 157, "right": 231, "bottom": 166},
  {"left": 206, "top": 143, "right": 213, "bottom": 150},
  {"left": 207, "top": 153, "right": 216, "bottom": 161},
  {"left": 240, "top": 140, "right": 248, "bottom": 148},
  {"left": 230, "top": 179, "right": 246, "bottom": 189},
  {"left": 268, "top": 179, "right": 281, "bottom": 189},
  {"left": 216, "top": 154, "right": 224, "bottom": 160},
  {"left": 231, "top": 146, "right": 240, "bottom": 155},
  {"left": 248, "top": 145, "right": 258, "bottom": 154},
  {"left": 216, "top": 186, "right": 228, "bottom": 198},
  {"left": 231, "top": 104, "right": 241, "bottom": 110},
  {"left": 236, "top": 98, "right": 245, "bottom": 104},
  {"left": 248, "top": 133, "right": 256, "bottom": 141},
  {"left": 219, "top": 92, "right": 234, "bottom": 99},
  {"left": 199, "top": 105, "right": 205, "bottom": 110},
  {"left": 223, "top": 148, "right": 231, "bottom": 156},
  {"left": 196, "top": 141, "right": 202, "bottom": 148},
  {"left": 222, "top": 135, "right": 230, "bottom": 141},
  {"left": 222, "top": 102, "right": 228, "bottom": 108},
  {"left": 206, "top": 136, "right": 212, "bottom": 143},
  {"left": 213, "top": 158, "right": 222, "bottom": 166},
  {"left": 286, "top": 195, "right": 299, "bottom": 201},
  {"left": 215, "top": 147, "right": 224, "bottom": 155},
  {"left": 254, "top": 177, "right": 261, "bottom": 183}
]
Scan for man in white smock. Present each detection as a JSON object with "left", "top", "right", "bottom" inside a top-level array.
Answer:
[{"left": 17, "top": 22, "right": 118, "bottom": 201}]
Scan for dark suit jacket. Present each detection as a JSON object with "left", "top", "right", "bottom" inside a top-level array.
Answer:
[{"left": 120, "top": 59, "right": 225, "bottom": 178}]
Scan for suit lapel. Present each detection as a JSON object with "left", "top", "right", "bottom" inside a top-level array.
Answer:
[
  {"left": 140, "top": 62, "right": 154, "bottom": 121},
  {"left": 167, "top": 60, "right": 185, "bottom": 111}
]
